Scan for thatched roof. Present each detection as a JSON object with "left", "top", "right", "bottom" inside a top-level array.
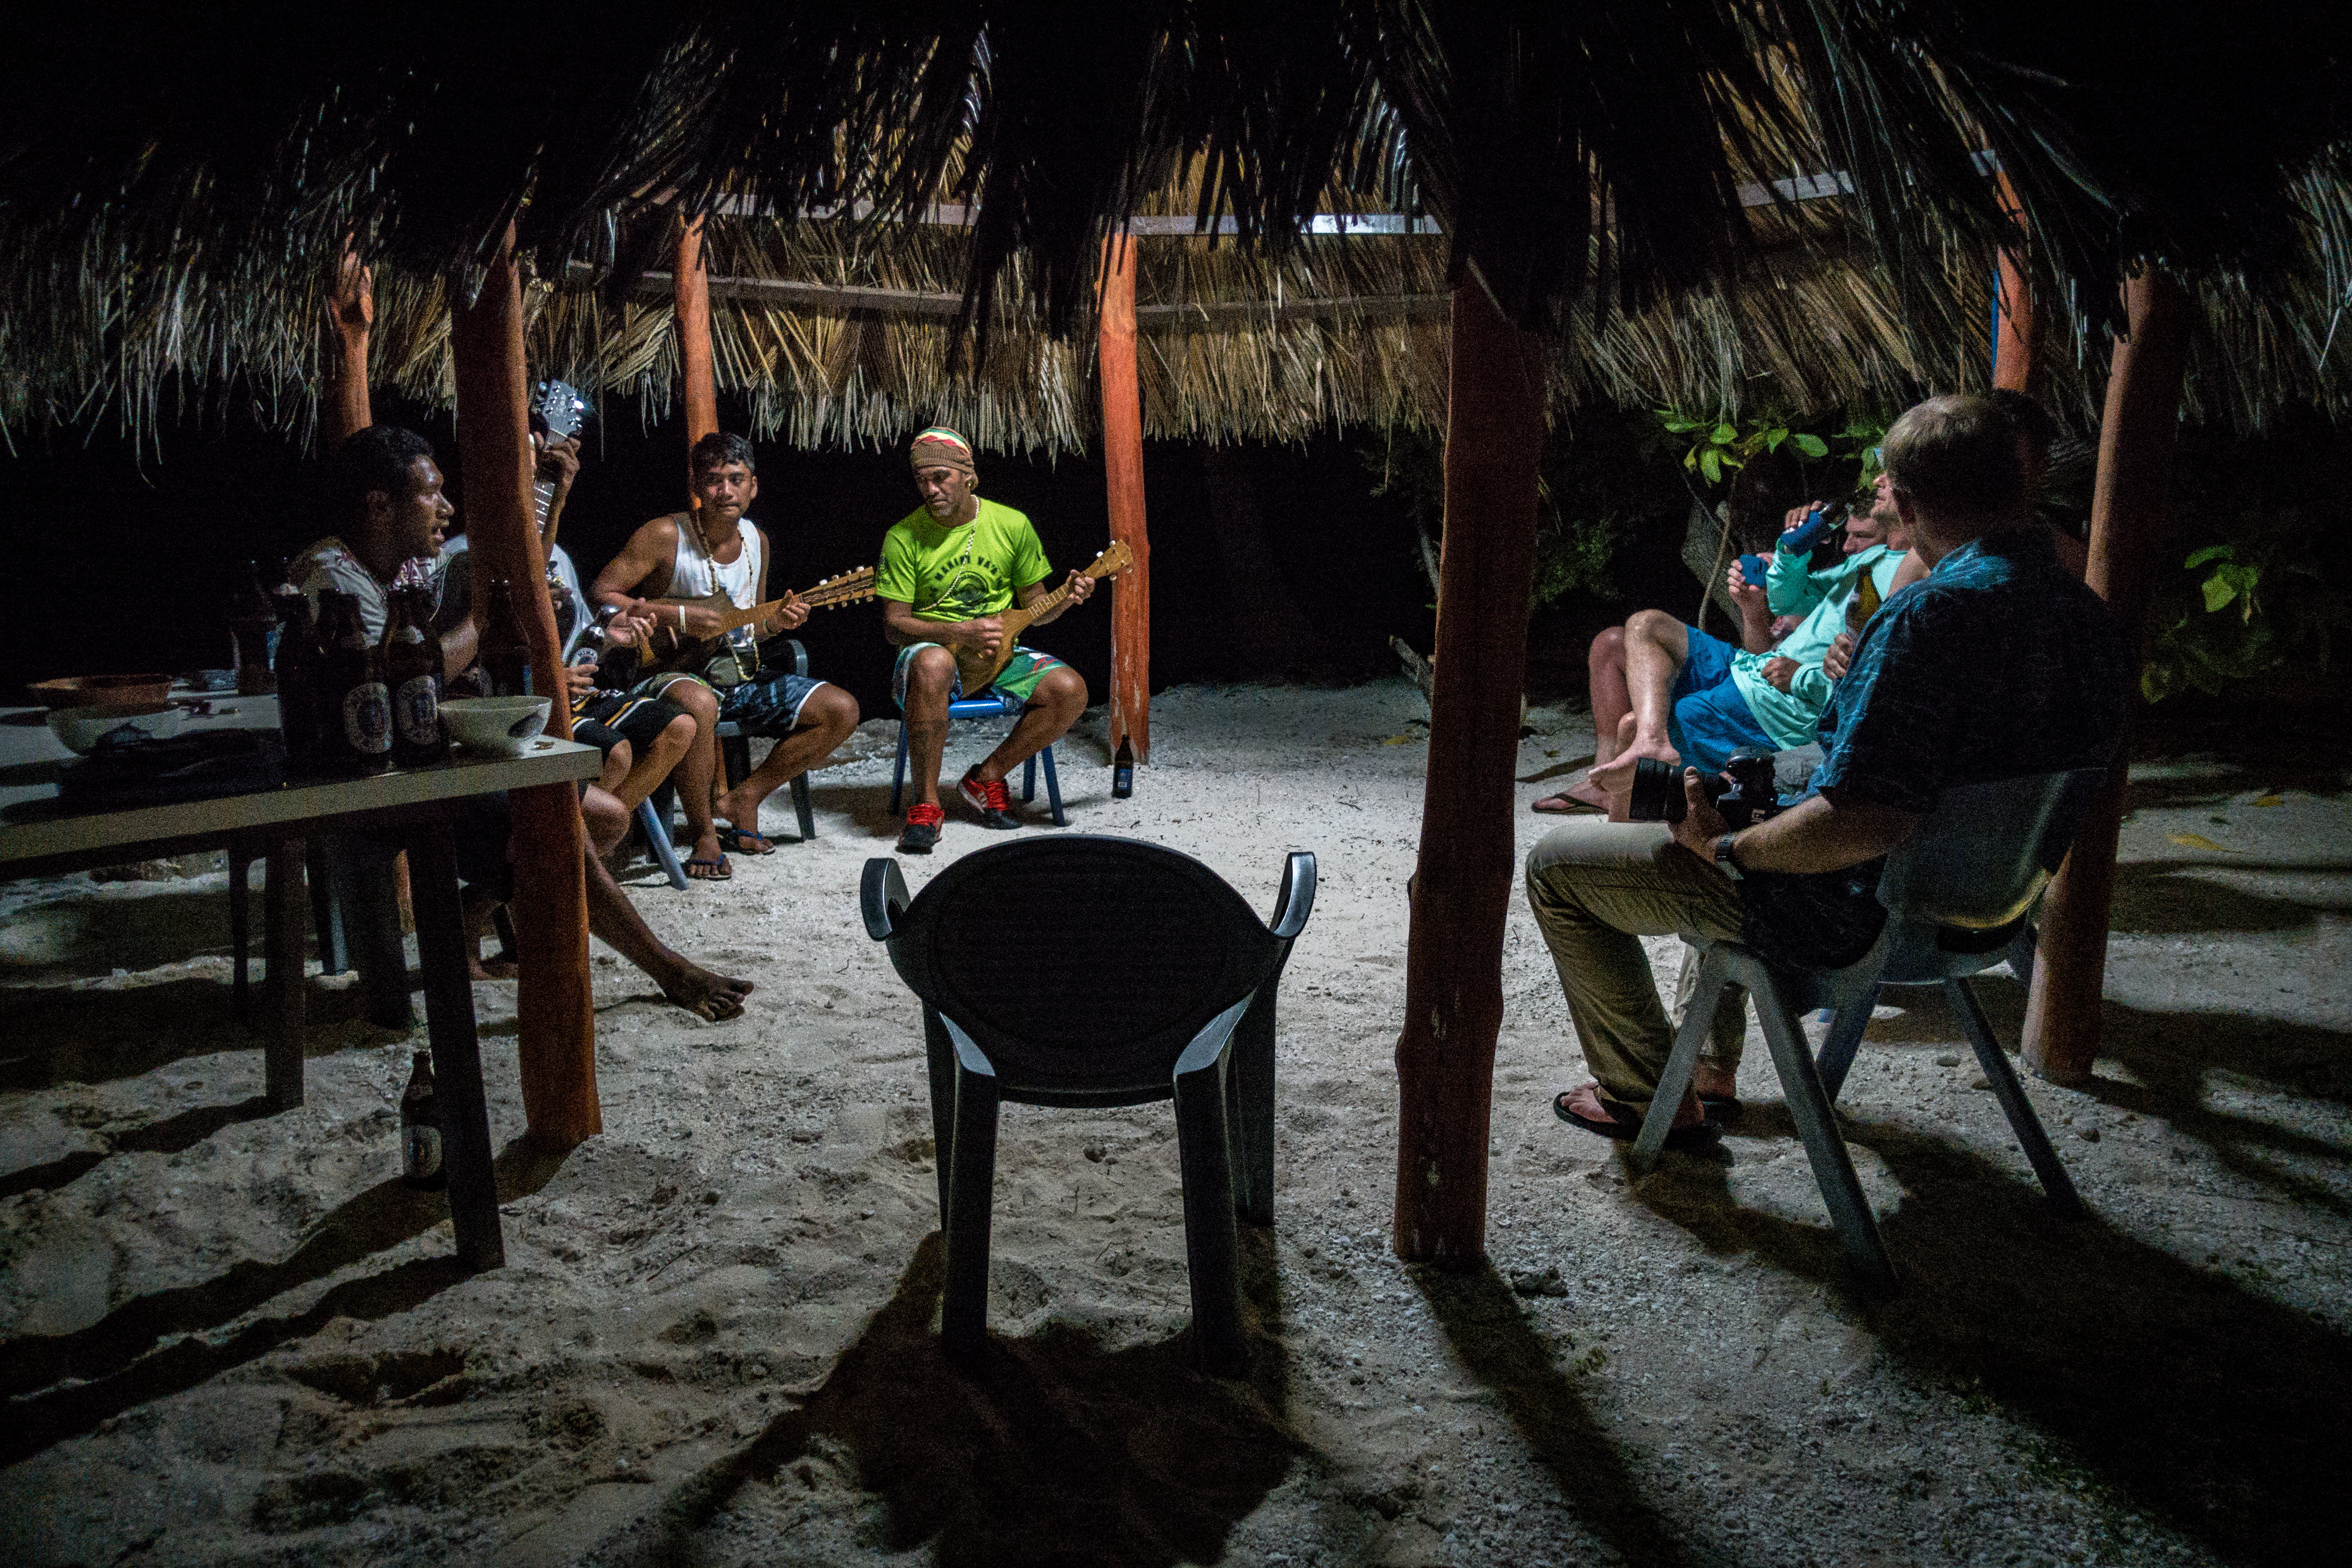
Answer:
[{"left": 4, "top": 6, "right": 2345, "bottom": 449}]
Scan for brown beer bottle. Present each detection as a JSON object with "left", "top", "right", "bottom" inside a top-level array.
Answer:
[
  {"left": 273, "top": 585, "right": 326, "bottom": 775},
  {"left": 400, "top": 1049, "right": 445, "bottom": 1190},
  {"left": 480, "top": 577, "right": 535, "bottom": 699},
  {"left": 382, "top": 571, "right": 450, "bottom": 770},
  {"left": 230, "top": 560, "right": 280, "bottom": 695},
  {"left": 317, "top": 590, "right": 393, "bottom": 775}
]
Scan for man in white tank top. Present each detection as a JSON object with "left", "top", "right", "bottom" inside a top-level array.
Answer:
[{"left": 590, "top": 432, "right": 861, "bottom": 877}]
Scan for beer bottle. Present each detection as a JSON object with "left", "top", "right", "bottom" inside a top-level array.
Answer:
[
  {"left": 481, "top": 577, "right": 535, "bottom": 698},
  {"left": 1112, "top": 737, "right": 1135, "bottom": 799},
  {"left": 400, "top": 1049, "right": 445, "bottom": 1191},
  {"left": 273, "top": 585, "right": 326, "bottom": 775},
  {"left": 382, "top": 576, "right": 450, "bottom": 770},
  {"left": 317, "top": 590, "right": 393, "bottom": 775},
  {"left": 229, "top": 560, "right": 281, "bottom": 695}
]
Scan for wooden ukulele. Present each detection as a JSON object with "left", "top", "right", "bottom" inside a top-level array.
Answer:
[
  {"left": 953, "top": 542, "right": 1134, "bottom": 692},
  {"left": 639, "top": 567, "right": 878, "bottom": 676}
]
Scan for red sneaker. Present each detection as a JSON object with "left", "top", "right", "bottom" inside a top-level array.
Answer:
[
  {"left": 958, "top": 769, "right": 1020, "bottom": 830},
  {"left": 897, "top": 801, "right": 945, "bottom": 853}
]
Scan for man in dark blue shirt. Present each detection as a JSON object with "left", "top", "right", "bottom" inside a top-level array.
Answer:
[{"left": 1528, "top": 394, "right": 2128, "bottom": 1145}]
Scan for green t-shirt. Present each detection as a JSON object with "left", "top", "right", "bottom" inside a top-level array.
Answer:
[{"left": 875, "top": 498, "right": 1052, "bottom": 623}]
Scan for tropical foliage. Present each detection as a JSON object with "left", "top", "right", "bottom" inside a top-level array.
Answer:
[{"left": 2142, "top": 513, "right": 2348, "bottom": 702}]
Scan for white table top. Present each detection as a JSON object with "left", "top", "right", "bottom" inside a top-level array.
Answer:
[{"left": 0, "top": 697, "right": 600, "bottom": 868}]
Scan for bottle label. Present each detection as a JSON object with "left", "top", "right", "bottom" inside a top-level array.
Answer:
[
  {"left": 403, "top": 1123, "right": 442, "bottom": 1182},
  {"left": 394, "top": 674, "right": 441, "bottom": 747},
  {"left": 343, "top": 682, "right": 393, "bottom": 754}
]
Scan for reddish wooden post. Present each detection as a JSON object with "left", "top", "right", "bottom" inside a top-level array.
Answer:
[
  {"left": 325, "top": 249, "right": 374, "bottom": 441},
  {"left": 1991, "top": 174, "right": 2043, "bottom": 395},
  {"left": 1099, "top": 233, "right": 1152, "bottom": 762},
  {"left": 1393, "top": 276, "right": 1546, "bottom": 1267},
  {"left": 450, "top": 226, "right": 602, "bottom": 1147},
  {"left": 676, "top": 216, "right": 720, "bottom": 447},
  {"left": 2022, "top": 266, "right": 2192, "bottom": 1084}
]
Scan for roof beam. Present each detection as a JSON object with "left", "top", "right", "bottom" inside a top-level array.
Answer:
[{"left": 632, "top": 270, "right": 1451, "bottom": 324}]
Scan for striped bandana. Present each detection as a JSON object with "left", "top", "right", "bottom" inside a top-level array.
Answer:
[{"left": 908, "top": 426, "right": 976, "bottom": 478}]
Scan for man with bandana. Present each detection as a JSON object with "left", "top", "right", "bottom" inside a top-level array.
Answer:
[{"left": 878, "top": 427, "right": 1095, "bottom": 853}]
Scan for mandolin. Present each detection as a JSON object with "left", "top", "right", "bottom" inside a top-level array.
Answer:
[
  {"left": 639, "top": 567, "right": 878, "bottom": 676},
  {"left": 952, "top": 542, "right": 1134, "bottom": 692}
]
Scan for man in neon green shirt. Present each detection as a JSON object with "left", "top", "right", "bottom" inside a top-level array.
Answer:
[{"left": 879, "top": 427, "right": 1095, "bottom": 852}]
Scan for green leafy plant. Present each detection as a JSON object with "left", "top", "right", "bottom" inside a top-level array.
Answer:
[
  {"left": 1656, "top": 409, "right": 1829, "bottom": 487},
  {"left": 2143, "top": 509, "right": 2347, "bottom": 701}
]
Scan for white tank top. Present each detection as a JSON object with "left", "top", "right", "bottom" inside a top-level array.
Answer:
[{"left": 671, "top": 516, "right": 765, "bottom": 651}]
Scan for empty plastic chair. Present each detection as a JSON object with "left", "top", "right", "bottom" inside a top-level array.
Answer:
[
  {"left": 863, "top": 837, "right": 1314, "bottom": 1371},
  {"left": 1633, "top": 767, "right": 2107, "bottom": 1283}
]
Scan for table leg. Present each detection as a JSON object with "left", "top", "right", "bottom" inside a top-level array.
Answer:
[
  {"left": 263, "top": 837, "right": 307, "bottom": 1111},
  {"left": 405, "top": 817, "right": 506, "bottom": 1272}
]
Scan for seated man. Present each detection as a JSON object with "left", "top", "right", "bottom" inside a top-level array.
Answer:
[
  {"left": 590, "top": 432, "right": 860, "bottom": 877},
  {"left": 1526, "top": 395, "right": 2128, "bottom": 1144},
  {"left": 569, "top": 609, "right": 698, "bottom": 835},
  {"left": 879, "top": 427, "right": 1094, "bottom": 854},
  {"left": 1536, "top": 475, "right": 1910, "bottom": 814},
  {"left": 298, "top": 426, "right": 754, "bottom": 1019},
  {"left": 439, "top": 426, "right": 591, "bottom": 659}
]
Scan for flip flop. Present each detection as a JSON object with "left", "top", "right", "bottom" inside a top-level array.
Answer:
[
  {"left": 1531, "top": 791, "right": 1607, "bottom": 815},
  {"left": 1553, "top": 1087, "right": 1720, "bottom": 1150},
  {"left": 685, "top": 853, "right": 732, "bottom": 881},
  {"left": 717, "top": 823, "right": 776, "bottom": 855}
]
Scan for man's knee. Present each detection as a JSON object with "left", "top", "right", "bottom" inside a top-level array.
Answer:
[
  {"left": 903, "top": 646, "right": 956, "bottom": 707},
  {"left": 1589, "top": 625, "right": 1626, "bottom": 663},
  {"left": 659, "top": 712, "right": 697, "bottom": 754},
  {"left": 806, "top": 683, "right": 860, "bottom": 738},
  {"left": 581, "top": 784, "right": 627, "bottom": 845},
  {"left": 673, "top": 682, "right": 720, "bottom": 723},
  {"left": 1034, "top": 667, "right": 1087, "bottom": 714},
  {"left": 1625, "top": 608, "right": 1681, "bottom": 645}
]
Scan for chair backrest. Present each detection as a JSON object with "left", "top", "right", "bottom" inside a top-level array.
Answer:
[
  {"left": 876, "top": 836, "right": 1280, "bottom": 1099},
  {"left": 1874, "top": 766, "right": 2108, "bottom": 931}
]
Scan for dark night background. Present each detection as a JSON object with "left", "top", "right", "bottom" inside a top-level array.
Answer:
[{"left": 0, "top": 389, "right": 1681, "bottom": 720}]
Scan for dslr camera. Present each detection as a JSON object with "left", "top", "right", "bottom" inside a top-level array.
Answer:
[{"left": 1626, "top": 747, "right": 1784, "bottom": 830}]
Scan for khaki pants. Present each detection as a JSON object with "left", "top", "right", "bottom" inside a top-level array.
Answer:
[{"left": 1525, "top": 819, "right": 1748, "bottom": 1112}]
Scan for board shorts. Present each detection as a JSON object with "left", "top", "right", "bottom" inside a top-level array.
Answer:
[
  {"left": 891, "top": 643, "right": 1066, "bottom": 710},
  {"left": 1667, "top": 624, "right": 1776, "bottom": 775},
  {"left": 631, "top": 665, "right": 830, "bottom": 737},
  {"left": 571, "top": 692, "right": 689, "bottom": 760}
]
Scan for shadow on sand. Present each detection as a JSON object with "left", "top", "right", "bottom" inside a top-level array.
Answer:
[
  {"left": 0, "top": 1136, "right": 573, "bottom": 1465},
  {"left": 1629, "top": 1112, "right": 2352, "bottom": 1567},
  {"left": 635, "top": 1230, "right": 1299, "bottom": 1568}
]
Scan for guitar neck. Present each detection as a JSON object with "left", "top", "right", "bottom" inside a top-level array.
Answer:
[
  {"left": 533, "top": 479, "right": 557, "bottom": 545},
  {"left": 1010, "top": 558, "right": 1120, "bottom": 630}
]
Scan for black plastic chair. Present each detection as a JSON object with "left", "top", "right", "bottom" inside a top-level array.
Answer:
[
  {"left": 1632, "top": 767, "right": 2107, "bottom": 1283},
  {"left": 862, "top": 836, "right": 1315, "bottom": 1372}
]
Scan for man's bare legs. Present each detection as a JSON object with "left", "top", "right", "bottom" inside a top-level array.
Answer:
[
  {"left": 970, "top": 665, "right": 1087, "bottom": 785},
  {"left": 659, "top": 678, "right": 727, "bottom": 873},
  {"left": 711, "top": 684, "right": 859, "bottom": 839},
  {"left": 898, "top": 645, "right": 960, "bottom": 808},
  {"left": 573, "top": 780, "right": 752, "bottom": 1019},
  {"left": 1538, "top": 628, "right": 1632, "bottom": 811},
  {"left": 612, "top": 711, "right": 697, "bottom": 816},
  {"left": 1586, "top": 608, "right": 1689, "bottom": 795}
]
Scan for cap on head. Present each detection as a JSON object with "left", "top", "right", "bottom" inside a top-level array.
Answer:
[{"left": 909, "top": 426, "right": 976, "bottom": 479}]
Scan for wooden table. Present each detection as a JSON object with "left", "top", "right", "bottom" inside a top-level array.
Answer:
[{"left": 0, "top": 700, "right": 600, "bottom": 1271}]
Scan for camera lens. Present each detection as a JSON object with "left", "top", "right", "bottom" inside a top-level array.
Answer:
[{"left": 1626, "top": 756, "right": 1686, "bottom": 823}]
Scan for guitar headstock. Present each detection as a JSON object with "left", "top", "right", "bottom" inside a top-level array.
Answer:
[
  {"left": 532, "top": 379, "right": 591, "bottom": 441},
  {"left": 1088, "top": 540, "right": 1137, "bottom": 577},
  {"left": 803, "top": 567, "right": 878, "bottom": 608}
]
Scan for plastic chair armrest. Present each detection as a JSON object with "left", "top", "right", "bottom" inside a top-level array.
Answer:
[
  {"left": 784, "top": 637, "right": 809, "bottom": 678},
  {"left": 1172, "top": 995, "right": 1257, "bottom": 1078},
  {"left": 861, "top": 857, "right": 910, "bottom": 941},
  {"left": 1269, "top": 851, "right": 1317, "bottom": 941},
  {"left": 939, "top": 1014, "right": 998, "bottom": 1077}
]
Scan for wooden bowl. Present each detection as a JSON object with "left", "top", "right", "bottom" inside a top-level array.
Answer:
[{"left": 30, "top": 674, "right": 176, "bottom": 710}]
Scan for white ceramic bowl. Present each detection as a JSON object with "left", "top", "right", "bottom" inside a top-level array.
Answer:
[
  {"left": 440, "top": 696, "right": 552, "bottom": 756},
  {"left": 49, "top": 702, "right": 185, "bottom": 755}
]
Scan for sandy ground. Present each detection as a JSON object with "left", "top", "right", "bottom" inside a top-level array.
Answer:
[{"left": 2, "top": 680, "right": 2348, "bottom": 1568}]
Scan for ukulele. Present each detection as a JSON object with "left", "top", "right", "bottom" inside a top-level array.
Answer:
[
  {"left": 952, "top": 542, "right": 1134, "bottom": 692},
  {"left": 638, "top": 567, "right": 879, "bottom": 677}
]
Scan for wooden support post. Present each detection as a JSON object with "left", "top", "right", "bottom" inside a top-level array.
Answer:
[
  {"left": 450, "top": 227, "right": 602, "bottom": 1147},
  {"left": 676, "top": 216, "right": 719, "bottom": 447},
  {"left": 1393, "top": 275, "right": 1545, "bottom": 1268},
  {"left": 1991, "top": 174, "right": 2042, "bottom": 395},
  {"left": 1099, "top": 233, "right": 1152, "bottom": 763},
  {"left": 2022, "top": 267, "right": 2192, "bottom": 1084}
]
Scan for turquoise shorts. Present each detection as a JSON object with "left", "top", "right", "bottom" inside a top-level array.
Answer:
[{"left": 891, "top": 643, "right": 1065, "bottom": 710}]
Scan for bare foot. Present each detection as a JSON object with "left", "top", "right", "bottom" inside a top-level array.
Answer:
[
  {"left": 711, "top": 785, "right": 774, "bottom": 844},
  {"left": 658, "top": 962, "right": 754, "bottom": 1021},
  {"left": 1587, "top": 733, "right": 1680, "bottom": 796}
]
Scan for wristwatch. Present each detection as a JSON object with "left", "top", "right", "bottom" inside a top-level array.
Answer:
[{"left": 1712, "top": 833, "right": 1744, "bottom": 881}]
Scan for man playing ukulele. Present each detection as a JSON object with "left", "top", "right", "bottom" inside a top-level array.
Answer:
[
  {"left": 591, "top": 432, "right": 861, "bottom": 878},
  {"left": 881, "top": 427, "right": 1094, "bottom": 853}
]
